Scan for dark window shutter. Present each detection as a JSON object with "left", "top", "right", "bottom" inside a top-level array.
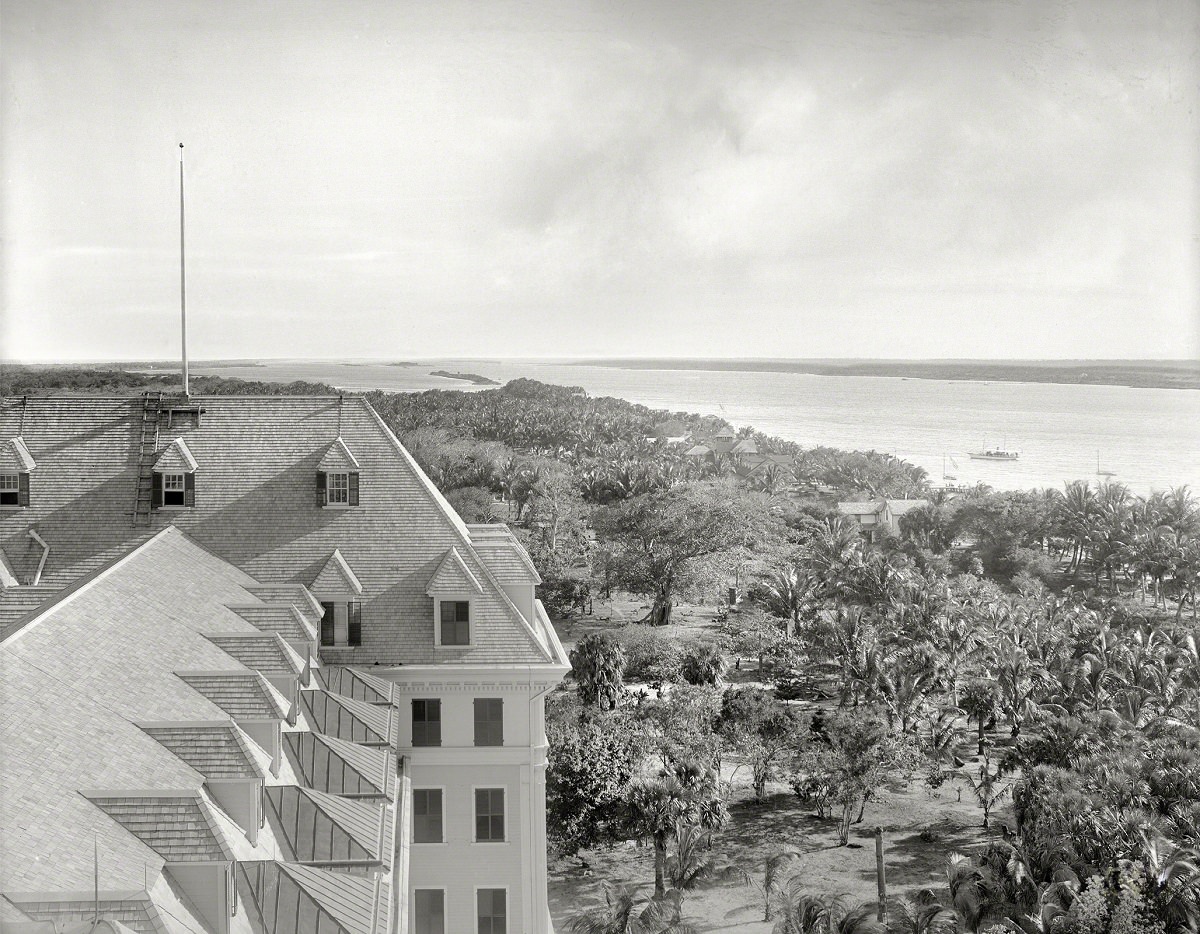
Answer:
[
  {"left": 17, "top": 473, "right": 29, "bottom": 507},
  {"left": 151, "top": 472, "right": 163, "bottom": 509},
  {"left": 348, "top": 472, "right": 359, "bottom": 506},
  {"left": 183, "top": 472, "right": 195, "bottom": 507},
  {"left": 316, "top": 471, "right": 327, "bottom": 506},
  {"left": 320, "top": 602, "right": 335, "bottom": 646},
  {"left": 348, "top": 602, "right": 361, "bottom": 646}
]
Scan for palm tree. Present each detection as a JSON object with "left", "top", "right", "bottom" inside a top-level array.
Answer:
[
  {"left": 962, "top": 754, "right": 1011, "bottom": 831},
  {"left": 568, "top": 882, "right": 697, "bottom": 934},
  {"left": 773, "top": 886, "right": 881, "bottom": 934},
  {"left": 753, "top": 851, "right": 801, "bottom": 921},
  {"left": 888, "top": 890, "right": 954, "bottom": 934},
  {"left": 1124, "top": 827, "right": 1200, "bottom": 934},
  {"left": 945, "top": 854, "right": 997, "bottom": 934}
]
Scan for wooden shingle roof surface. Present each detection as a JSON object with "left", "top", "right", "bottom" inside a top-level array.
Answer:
[
  {"left": 425, "top": 546, "right": 483, "bottom": 595},
  {"left": 0, "top": 436, "right": 36, "bottom": 472},
  {"left": 312, "top": 548, "right": 363, "bottom": 596},
  {"left": 178, "top": 672, "right": 284, "bottom": 720},
  {"left": 0, "top": 395, "right": 552, "bottom": 665},
  {"left": 140, "top": 724, "right": 260, "bottom": 779},
  {"left": 151, "top": 438, "right": 197, "bottom": 473},
  {"left": 467, "top": 524, "right": 542, "bottom": 584},
  {"left": 205, "top": 633, "right": 302, "bottom": 675},
  {"left": 0, "top": 529, "right": 277, "bottom": 893},
  {"left": 317, "top": 437, "right": 360, "bottom": 472},
  {"left": 85, "top": 794, "right": 228, "bottom": 862}
]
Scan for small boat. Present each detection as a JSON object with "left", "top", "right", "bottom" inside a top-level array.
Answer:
[
  {"left": 942, "top": 453, "right": 959, "bottom": 481},
  {"left": 1096, "top": 451, "right": 1116, "bottom": 477}
]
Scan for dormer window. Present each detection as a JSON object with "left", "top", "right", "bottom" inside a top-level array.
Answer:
[
  {"left": 439, "top": 600, "right": 470, "bottom": 646},
  {"left": 0, "top": 473, "right": 24, "bottom": 507},
  {"left": 316, "top": 437, "right": 360, "bottom": 507},
  {"left": 0, "top": 438, "right": 35, "bottom": 507},
  {"left": 153, "top": 471, "right": 194, "bottom": 508},
  {"left": 151, "top": 438, "right": 197, "bottom": 509},
  {"left": 163, "top": 473, "right": 186, "bottom": 506}
]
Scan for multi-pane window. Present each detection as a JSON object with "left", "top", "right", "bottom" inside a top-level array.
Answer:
[
  {"left": 440, "top": 601, "right": 470, "bottom": 646},
  {"left": 413, "top": 789, "right": 443, "bottom": 843},
  {"left": 474, "top": 788, "right": 505, "bottom": 842},
  {"left": 0, "top": 474, "right": 19, "bottom": 506},
  {"left": 327, "top": 472, "right": 349, "bottom": 505},
  {"left": 474, "top": 698, "right": 503, "bottom": 747},
  {"left": 477, "top": 889, "right": 507, "bottom": 934},
  {"left": 412, "top": 699, "right": 441, "bottom": 747},
  {"left": 320, "top": 601, "right": 362, "bottom": 647},
  {"left": 162, "top": 472, "right": 186, "bottom": 506},
  {"left": 414, "top": 890, "right": 444, "bottom": 934}
]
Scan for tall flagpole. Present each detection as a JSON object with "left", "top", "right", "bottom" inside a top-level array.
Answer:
[{"left": 179, "top": 143, "right": 189, "bottom": 398}]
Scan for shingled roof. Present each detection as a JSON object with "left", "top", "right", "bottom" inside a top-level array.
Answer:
[
  {"left": 1, "top": 527, "right": 403, "bottom": 933},
  {"left": 0, "top": 436, "right": 36, "bottom": 472},
  {"left": 0, "top": 394, "right": 559, "bottom": 666}
]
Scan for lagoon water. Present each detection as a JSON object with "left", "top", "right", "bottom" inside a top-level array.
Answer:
[{"left": 189, "top": 359, "right": 1200, "bottom": 495}]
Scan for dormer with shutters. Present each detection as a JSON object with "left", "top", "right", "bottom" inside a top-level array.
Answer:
[
  {"left": 426, "top": 547, "right": 484, "bottom": 648},
  {"left": 0, "top": 437, "right": 35, "bottom": 508},
  {"left": 312, "top": 548, "right": 363, "bottom": 650},
  {"left": 315, "top": 437, "right": 360, "bottom": 508},
  {"left": 152, "top": 438, "right": 198, "bottom": 509}
]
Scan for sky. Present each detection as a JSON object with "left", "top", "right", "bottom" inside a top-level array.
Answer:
[{"left": 2, "top": 0, "right": 1197, "bottom": 362}]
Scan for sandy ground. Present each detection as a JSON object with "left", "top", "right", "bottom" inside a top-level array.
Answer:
[{"left": 547, "top": 599, "right": 1011, "bottom": 932}]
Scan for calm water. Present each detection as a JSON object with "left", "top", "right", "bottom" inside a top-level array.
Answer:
[{"left": 190, "top": 360, "right": 1200, "bottom": 495}]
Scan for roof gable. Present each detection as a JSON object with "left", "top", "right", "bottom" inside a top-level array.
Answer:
[
  {"left": 425, "top": 547, "right": 483, "bottom": 596},
  {"left": 0, "top": 436, "right": 36, "bottom": 472},
  {"left": 311, "top": 549, "right": 363, "bottom": 596},
  {"left": 317, "top": 437, "right": 360, "bottom": 472},
  {"left": 151, "top": 438, "right": 198, "bottom": 473}
]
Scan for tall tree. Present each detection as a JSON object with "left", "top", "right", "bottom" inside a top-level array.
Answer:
[{"left": 593, "top": 481, "right": 785, "bottom": 626}]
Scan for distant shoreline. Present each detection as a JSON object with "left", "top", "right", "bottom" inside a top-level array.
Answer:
[{"left": 572, "top": 358, "right": 1200, "bottom": 391}]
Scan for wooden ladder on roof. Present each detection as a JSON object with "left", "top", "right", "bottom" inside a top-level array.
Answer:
[{"left": 132, "top": 392, "right": 164, "bottom": 526}]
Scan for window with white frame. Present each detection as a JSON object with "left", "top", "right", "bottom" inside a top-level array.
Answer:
[
  {"left": 439, "top": 600, "right": 470, "bottom": 646},
  {"left": 412, "top": 789, "right": 443, "bottom": 843},
  {"left": 477, "top": 889, "right": 507, "bottom": 934},
  {"left": 327, "top": 471, "right": 350, "bottom": 505},
  {"left": 414, "top": 890, "right": 444, "bottom": 934},
  {"left": 0, "top": 473, "right": 19, "bottom": 506},
  {"left": 319, "top": 601, "right": 362, "bottom": 647},
  {"left": 474, "top": 788, "right": 505, "bottom": 842},
  {"left": 474, "top": 698, "right": 503, "bottom": 746},
  {"left": 162, "top": 472, "right": 186, "bottom": 506}
]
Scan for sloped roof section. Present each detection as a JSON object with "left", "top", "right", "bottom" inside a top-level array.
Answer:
[
  {"left": 314, "top": 667, "right": 396, "bottom": 706},
  {"left": 283, "top": 732, "right": 394, "bottom": 799},
  {"left": 229, "top": 605, "right": 314, "bottom": 643},
  {"left": 85, "top": 794, "right": 228, "bottom": 862},
  {"left": 468, "top": 526, "right": 542, "bottom": 585},
  {"left": 425, "top": 547, "right": 483, "bottom": 596},
  {"left": 205, "top": 634, "right": 302, "bottom": 676},
  {"left": 8, "top": 897, "right": 166, "bottom": 934},
  {"left": 151, "top": 438, "right": 197, "bottom": 474},
  {"left": 237, "top": 860, "right": 383, "bottom": 934},
  {"left": 317, "top": 437, "right": 360, "bottom": 472},
  {"left": 300, "top": 690, "right": 393, "bottom": 746},
  {"left": 263, "top": 785, "right": 385, "bottom": 864},
  {"left": 0, "top": 436, "right": 36, "bottom": 472},
  {"left": 312, "top": 549, "right": 363, "bottom": 596},
  {"left": 140, "top": 724, "right": 259, "bottom": 779},
  {"left": 177, "top": 672, "right": 283, "bottom": 720}
]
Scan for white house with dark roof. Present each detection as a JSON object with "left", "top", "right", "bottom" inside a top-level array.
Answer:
[
  {"left": 836, "top": 498, "right": 931, "bottom": 541},
  {"left": 0, "top": 393, "right": 570, "bottom": 934}
]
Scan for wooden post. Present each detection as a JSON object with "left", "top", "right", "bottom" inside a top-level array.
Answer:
[{"left": 875, "top": 826, "right": 887, "bottom": 923}]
